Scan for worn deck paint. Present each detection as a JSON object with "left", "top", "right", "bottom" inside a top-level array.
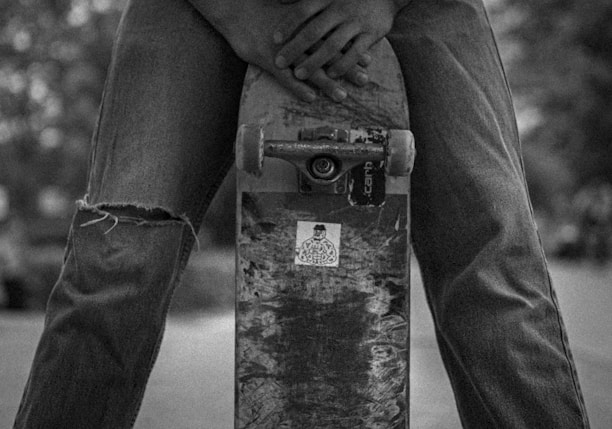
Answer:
[
  {"left": 235, "top": 39, "right": 412, "bottom": 428},
  {"left": 237, "top": 193, "right": 408, "bottom": 428}
]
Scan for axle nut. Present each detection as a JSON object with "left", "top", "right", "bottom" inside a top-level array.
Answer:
[{"left": 310, "top": 156, "right": 339, "bottom": 180}]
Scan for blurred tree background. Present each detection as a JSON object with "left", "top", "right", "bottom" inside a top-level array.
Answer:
[
  {"left": 1, "top": 0, "right": 124, "bottom": 220},
  {"left": 487, "top": 0, "right": 612, "bottom": 214},
  {"left": 1, "top": 0, "right": 611, "bottom": 252}
]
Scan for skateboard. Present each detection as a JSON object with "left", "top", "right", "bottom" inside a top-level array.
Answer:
[{"left": 235, "top": 38, "right": 415, "bottom": 428}]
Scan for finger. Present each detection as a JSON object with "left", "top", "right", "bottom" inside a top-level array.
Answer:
[
  {"left": 307, "top": 40, "right": 371, "bottom": 74},
  {"left": 293, "top": 22, "right": 360, "bottom": 81},
  {"left": 289, "top": 52, "right": 347, "bottom": 102},
  {"left": 344, "top": 65, "right": 369, "bottom": 87},
  {"left": 273, "top": 0, "right": 329, "bottom": 47},
  {"left": 308, "top": 68, "right": 348, "bottom": 103},
  {"left": 271, "top": 68, "right": 318, "bottom": 102},
  {"left": 275, "top": 9, "right": 340, "bottom": 70},
  {"left": 299, "top": 41, "right": 369, "bottom": 86},
  {"left": 316, "top": 41, "right": 371, "bottom": 84},
  {"left": 327, "top": 34, "right": 375, "bottom": 79},
  {"left": 276, "top": 65, "right": 349, "bottom": 103}
]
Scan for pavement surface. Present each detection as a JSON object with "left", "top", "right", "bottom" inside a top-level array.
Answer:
[{"left": 1, "top": 259, "right": 611, "bottom": 428}]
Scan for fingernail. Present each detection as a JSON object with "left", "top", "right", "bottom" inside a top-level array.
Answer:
[
  {"left": 356, "top": 72, "right": 369, "bottom": 85},
  {"left": 273, "top": 31, "right": 283, "bottom": 44},
  {"left": 294, "top": 67, "right": 308, "bottom": 80},
  {"left": 328, "top": 70, "right": 339, "bottom": 79},
  {"left": 332, "top": 88, "right": 347, "bottom": 102},
  {"left": 275, "top": 55, "right": 288, "bottom": 69}
]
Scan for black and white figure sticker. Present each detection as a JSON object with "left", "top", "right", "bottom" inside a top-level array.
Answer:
[{"left": 295, "top": 221, "right": 341, "bottom": 267}]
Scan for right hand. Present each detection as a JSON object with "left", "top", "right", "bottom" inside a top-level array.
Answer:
[
  {"left": 273, "top": 0, "right": 399, "bottom": 82},
  {"left": 193, "top": 0, "right": 367, "bottom": 102}
]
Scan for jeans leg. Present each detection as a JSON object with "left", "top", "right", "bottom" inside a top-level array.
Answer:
[
  {"left": 388, "top": 0, "right": 590, "bottom": 427},
  {"left": 13, "top": 0, "right": 245, "bottom": 428}
]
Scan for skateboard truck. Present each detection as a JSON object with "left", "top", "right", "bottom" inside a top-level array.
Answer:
[{"left": 236, "top": 124, "right": 414, "bottom": 188}]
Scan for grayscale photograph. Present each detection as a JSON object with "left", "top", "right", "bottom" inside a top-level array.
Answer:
[{"left": 1, "top": 0, "right": 610, "bottom": 428}]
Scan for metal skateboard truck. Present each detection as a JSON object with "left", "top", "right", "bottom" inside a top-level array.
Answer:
[{"left": 236, "top": 124, "right": 414, "bottom": 186}]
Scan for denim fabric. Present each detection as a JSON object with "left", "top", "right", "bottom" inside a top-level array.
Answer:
[
  {"left": 14, "top": 0, "right": 589, "bottom": 427},
  {"left": 387, "top": 1, "right": 589, "bottom": 427}
]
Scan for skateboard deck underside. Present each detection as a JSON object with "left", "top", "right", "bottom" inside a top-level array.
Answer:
[
  {"left": 237, "top": 192, "right": 408, "bottom": 428},
  {"left": 235, "top": 39, "right": 411, "bottom": 428}
]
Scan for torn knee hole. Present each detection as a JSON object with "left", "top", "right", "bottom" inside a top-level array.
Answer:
[
  {"left": 96, "top": 206, "right": 178, "bottom": 221},
  {"left": 75, "top": 200, "right": 200, "bottom": 249}
]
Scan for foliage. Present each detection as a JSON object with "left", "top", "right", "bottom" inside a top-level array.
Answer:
[
  {"left": 0, "top": 0, "right": 124, "bottom": 217},
  {"left": 488, "top": 0, "right": 612, "bottom": 191}
]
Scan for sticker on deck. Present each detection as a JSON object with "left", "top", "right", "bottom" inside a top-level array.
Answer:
[{"left": 295, "top": 221, "right": 341, "bottom": 267}]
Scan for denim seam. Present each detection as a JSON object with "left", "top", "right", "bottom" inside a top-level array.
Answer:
[{"left": 86, "top": 100, "right": 104, "bottom": 198}]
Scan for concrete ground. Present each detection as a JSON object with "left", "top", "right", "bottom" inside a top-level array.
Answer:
[{"left": 1, "top": 259, "right": 611, "bottom": 428}]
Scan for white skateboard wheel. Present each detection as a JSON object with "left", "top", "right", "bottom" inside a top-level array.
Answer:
[
  {"left": 236, "top": 124, "right": 264, "bottom": 176},
  {"left": 385, "top": 129, "right": 415, "bottom": 177}
]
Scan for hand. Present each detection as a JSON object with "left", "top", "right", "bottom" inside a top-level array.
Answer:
[
  {"left": 274, "top": 0, "right": 400, "bottom": 81},
  {"left": 191, "top": 0, "right": 368, "bottom": 102}
]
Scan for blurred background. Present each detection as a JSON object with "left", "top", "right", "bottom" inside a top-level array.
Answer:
[
  {"left": 1, "top": 0, "right": 612, "bottom": 310},
  {"left": 1, "top": 0, "right": 611, "bottom": 427}
]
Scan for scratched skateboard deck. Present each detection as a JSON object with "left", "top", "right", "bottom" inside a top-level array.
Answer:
[{"left": 235, "top": 38, "right": 415, "bottom": 428}]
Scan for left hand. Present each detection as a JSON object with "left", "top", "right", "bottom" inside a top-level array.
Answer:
[{"left": 274, "top": 0, "right": 400, "bottom": 81}]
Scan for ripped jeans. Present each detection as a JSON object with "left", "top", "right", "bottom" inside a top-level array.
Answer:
[{"left": 14, "top": 0, "right": 590, "bottom": 428}]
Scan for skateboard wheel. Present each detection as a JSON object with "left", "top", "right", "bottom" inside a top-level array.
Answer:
[
  {"left": 386, "top": 130, "right": 415, "bottom": 177},
  {"left": 236, "top": 124, "right": 264, "bottom": 176}
]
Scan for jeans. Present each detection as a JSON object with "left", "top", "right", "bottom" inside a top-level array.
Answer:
[{"left": 14, "top": 0, "right": 590, "bottom": 427}]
